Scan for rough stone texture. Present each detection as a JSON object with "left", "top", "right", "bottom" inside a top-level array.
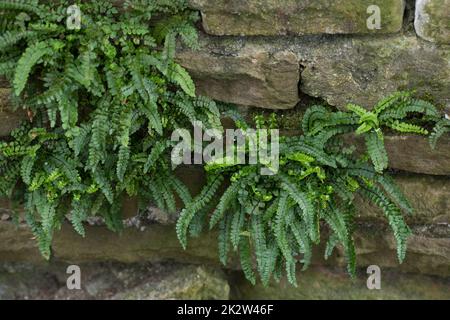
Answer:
[
  {"left": 113, "top": 265, "right": 229, "bottom": 300},
  {"left": 0, "top": 262, "right": 229, "bottom": 300},
  {"left": 0, "top": 219, "right": 210, "bottom": 266},
  {"left": 177, "top": 33, "right": 450, "bottom": 111},
  {"left": 189, "top": 0, "right": 406, "bottom": 36},
  {"left": 0, "top": 219, "right": 448, "bottom": 278},
  {"left": 300, "top": 34, "right": 450, "bottom": 111},
  {"left": 0, "top": 88, "right": 25, "bottom": 137},
  {"left": 177, "top": 43, "right": 300, "bottom": 109},
  {"left": 347, "top": 134, "right": 450, "bottom": 175},
  {"left": 232, "top": 266, "right": 450, "bottom": 300},
  {"left": 415, "top": 0, "right": 450, "bottom": 44}
]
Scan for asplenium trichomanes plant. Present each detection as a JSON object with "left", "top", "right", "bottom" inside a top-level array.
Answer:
[
  {"left": 176, "top": 92, "right": 445, "bottom": 287},
  {"left": 333, "top": 91, "right": 441, "bottom": 173},
  {"left": 0, "top": 0, "right": 222, "bottom": 258}
]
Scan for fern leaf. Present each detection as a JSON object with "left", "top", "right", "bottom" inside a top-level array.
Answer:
[
  {"left": 280, "top": 176, "right": 318, "bottom": 243},
  {"left": 365, "top": 131, "right": 388, "bottom": 173},
  {"left": 13, "top": 41, "right": 51, "bottom": 96},
  {"left": 176, "top": 175, "right": 224, "bottom": 249},
  {"left": 209, "top": 180, "right": 239, "bottom": 229},
  {"left": 116, "top": 145, "right": 129, "bottom": 182},
  {"left": 167, "top": 63, "right": 195, "bottom": 97},
  {"left": 20, "top": 154, "right": 35, "bottom": 185},
  {"left": 230, "top": 207, "right": 245, "bottom": 251},
  {"left": 388, "top": 120, "right": 428, "bottom": 135},
  {"left": 429, "top": 119, "right": 450, "bottom": 149},
  {"left": 239, "top": 235, "right": 256, "bottom": 285},
  {"left": 218, "top": 213, "right": 232, "bottom": 266}
]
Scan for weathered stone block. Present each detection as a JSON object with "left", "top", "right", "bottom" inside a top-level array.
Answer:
[
  {"left": 189, "top": 0, "right": 405, "bottom": 36},
  {"left": 415, "top": 0, "right": 450, "bottom": 44},
  {"left": 177, "top": 40, "right": 300, "bottom": 109},
  {"left": 232, "top": 266, "right": 450, "bottom": 299},
  {"left": 177, "top": 34, "right": 450, "bottom": 111},
  {"left": 0, "top": 262, "right": 230, "bottom": 300},
  {"left": 347, "top": 134, "right": 450, "bottom": 175},
  {"left": 299, "top": 34, "right": 450, "bottom": 111}
]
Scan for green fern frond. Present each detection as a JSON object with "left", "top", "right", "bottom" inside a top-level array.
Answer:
[
  {"left": 238, "top": 235, "right": 256, "bottom": 285},
  {"left": 13, "top": 41, "right": 51, "bottom": 96},
  {"left": 360, "top": 184, "right": 411, "bottom": 263},
  {"left": 365, "top": 131, "right": 388, "bottom": 173},
  {"left": 280, "top": 176, "right": 318, "bottom": 243},
  {"left": 429, "top": 118, "right": 450, "bottom": 149},
  {"left": 218, "top": 213, "right": 232, "bottom": 266},
  {"left": 388, "top": 120, "right": 428, "bottom": 135},
  {"left": 209, "top": 180, "right": 240, "bottom": 229},
  {"left": 230, "top": 207, "right": 246, "bottom": 251},
  {"left": 176, "top": 175, "right": 224, "bottom": 249},
  {"left": 116, "top": 145, "right": 130, "bottom": 182}
]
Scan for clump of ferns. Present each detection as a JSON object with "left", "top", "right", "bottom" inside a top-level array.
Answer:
[
  {"left": 176, "top": 112, "right": 416, "bottom": 287},
  {"left": 0, "top": 0, "right": 221, "bottom": 258},
  {"left": 302, "top": 91, "right": 444, "bottom": 173}
]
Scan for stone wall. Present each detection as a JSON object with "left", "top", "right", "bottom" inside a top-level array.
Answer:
[
  {"left": 178, "top": 0, "right": 450, "bottom": 111},
  {"left": 0, "top": 0, "right": 449, "bottom": 299}
]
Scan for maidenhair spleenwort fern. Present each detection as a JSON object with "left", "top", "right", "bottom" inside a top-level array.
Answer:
[
  {"left": 0, "top": 0, "right": 222, "bottom": 258},
  {"left": 302, "top": 92, "right": 442, "bottom": 173},
  {"left": 176, "top": 101, "right": 447, "bottom": 287}
]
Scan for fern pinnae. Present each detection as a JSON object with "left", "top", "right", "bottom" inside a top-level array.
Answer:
[
  {"left": 13, "top": 41, "right": 51, "bottom": 96},
  {"left": 359, "top": 184, "right": 411, "bottom": 263},
  {"left": 376, "top": 174, "right": 413, "bottom": 215},
  {"left": 280, "top": 176, "right": 318, "bottom": 243},
  {"left": 209, "top": 180, "right": 240, "bottom": 229},
  {"left": 365, "top": 131, "right": 388, "bottom": 173},
  {"left": 290, "top": 219, "right": 312, "bottom": 270},
  {"left": 20, "top": 154, "right": 35, "bottom": 185},
  {"left": 230, "top": 206, "right": 246, "bottom": 251},
  {"left": 324, "top": 233, "right": 340, "bottom": 260},
  {"left": 274, "top": 192, "right": 297, "bottom": 285},
  {"left": 116, "top": 145, "right": 130, "bottom": 182},
  {"left": 176, "top": 175, "right": 224, "bottom": 249},
  {"left": 218, "top": 213, "right": 232, "bottom": 266},
  {"left": 167, "top": 174, "right": 192, "bottom": 206},
  {"left": 238, "top": 235, "right": 256, "bottom": 285},
  {"left": 429, "top": 118, "right": 450, "bottom": 149},
  {"left": 251, "top": 214, "right": 268, "bottom": 280}
]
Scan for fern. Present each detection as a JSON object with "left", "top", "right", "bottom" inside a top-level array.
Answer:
[
  {"left": 365, "top": 131, "right": 388, "bottom": 173},
  {"left": 176, "top": 175, "right": 223, "bottom": 249},
  {"left": 388, "top": 120, "right": 428, "bottom": 135},
  {"left": 218, "top": 213, "right": 232, "bottom": 266},
  {"left": 13, "top": 41, "right": 51, "bottom": 96},
  {"left": 280, "top": 177, "right": 318, "bottom": 243},
  {"left": 230, "top": 206, "right": 245, "bottom": 251},
  {"left": 209, "top": 180, "right": 240, "bottom": 229},
  {"left": 429, "top": 118, "right": 450, "bottom": 149},
  {"left": 360, "top": 184, "right": 411, "bottom": 262},
  {"left": 239, "top": 235, "right": 256, "bottom": 285}
]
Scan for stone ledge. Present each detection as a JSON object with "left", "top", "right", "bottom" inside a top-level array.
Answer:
[
  {"left": 232, "top": 265, "right": 450, "bottom": 299},
  {"left": 176, "top": 42, "right": 300, "bottom": 109},
  {"left": 189, "top": 0, "right": 406, "bottom": 36},
  {"left": 346, "top": 134, "right": 450, "bottom": 176},
  {"left": 0, "top": 218, "right": 448, "bottom": 278},
  {"left": 177, "top": 33, "right": 450, "bottom": 111}
]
